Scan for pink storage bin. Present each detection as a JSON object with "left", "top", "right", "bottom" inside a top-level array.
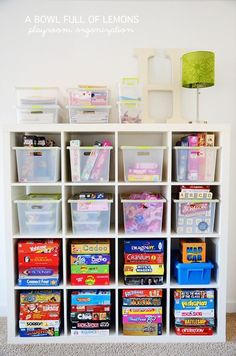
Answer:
[{"left": 121, "top": 192, "right": 166, "bottom": 234}]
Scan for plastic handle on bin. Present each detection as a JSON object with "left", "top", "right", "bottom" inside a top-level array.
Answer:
[{"left": 186, "top": 268, "right": 204, "bottom": 280}]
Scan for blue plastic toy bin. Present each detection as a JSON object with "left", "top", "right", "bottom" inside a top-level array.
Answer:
[{"left": 174, "top": 259, "right": 214, "bottom": 285}]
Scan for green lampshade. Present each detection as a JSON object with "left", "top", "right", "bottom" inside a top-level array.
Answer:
[{"left": 182, "top": 51, "right": 215, "bottom": 88}]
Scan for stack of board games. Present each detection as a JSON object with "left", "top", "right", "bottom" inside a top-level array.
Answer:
[
  {"left": 124, "top": 240, "right": 164, "bottom": 285},
  {"left": 19, "top": 291, "right": 61, "bottom": 337},
  {"left": 174, "top": 289, "right": 215, "bottom": 336},
  {"left": 18, "top": 240, "right": 60, "bottom": 286},
  {"left": 122, "top": 289, "right": 163, "bottom": 336},
  {"left": 70, "top": 240, "right": 110, "bottom": 286},
  {"left": 70, "top": 290, "right": 111, "bottom": 336}
]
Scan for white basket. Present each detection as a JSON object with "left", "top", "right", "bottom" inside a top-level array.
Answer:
[
  {"left": 15, "top": 194, "right": 61, "bottom": 235},
  {"left": 173, "top": 147, "right": 220, "bottom": 182},
  {"left": 173, "top": 199, "right": 218, "bottom": 234},
  {"left": 121, "top": 146, "right": 166, "bottom": 182},
  {"left": 16, "top": 105, "right": 61, "bottom": 124},
  {"left": 16, "top": 87, "right": 59, "bottom": 106},
  {"left": 68, "top": 106, "right": 110, "bottom": 124},
  {"left": 67, "top": 146, "right": 112, "bottom": 183},
  {"left": 69, "top": 197, "right": 113, "bottom": 235},
  {"left": 118, "top": 101, "right": 142, "bottom": 124},
  {"left": 13, "top": 147, "right": 60, "bottom": 183}
]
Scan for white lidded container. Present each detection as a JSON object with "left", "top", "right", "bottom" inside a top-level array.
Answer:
[
  {"left": 120, "top": 146, "right": 166, "bottom": 182},
  {"left": 68, "top": 106, "right": 111, "bottom": 124},
  {"left": 16, "top": 105, "right": 62, "bottom": 124},
  {"left": 173, "top": 146, "right": 220, "bottom": 182},
  {"left": 118, "top": 77, "right": 142, "bottom": 101},
  {"left": 67, "top": 146, "right": 113, "bottom": 183},
  {"left": 173, "top": 198, "right": 219, "bottom": 234},
  {"left": 15, "top": 194, "right": 62, "bottom": 235},
  {"left": 118, "top": 101, "right": 142, "bottom": 124},
  {"left": 68, "top": 194, "right": 113, "bottom": 235},
  {"left": 13, "top": 147, "right": 60, "bottom": 183},
  {"left": 16, "top": 87, "right": 59, "bottom": 106}
]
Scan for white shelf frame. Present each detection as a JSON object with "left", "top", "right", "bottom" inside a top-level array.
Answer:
[{"left": 4, "top": 123, "right": 230, "bottom": 344}]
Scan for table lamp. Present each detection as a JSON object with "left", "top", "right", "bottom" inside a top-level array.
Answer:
[{"left": 182, "top": 51, "right": 215, "bottom": 123}]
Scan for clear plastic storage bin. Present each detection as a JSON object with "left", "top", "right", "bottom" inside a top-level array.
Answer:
[
  {"left": 14, "top": 147, "right": 60, "bottom": 183},
  {"left": 68, "top": 87, "right": 109, "bottom": 106},
  {"left": 173, "top": 199, "right": 218, "bottom": 234},
  {"left": 121, "top": 194, "right": 166, "bottom": 234},
  {"left": 16, "top": 105, "right": 61, "bottom": 124},
  {"left": 121, "top": 146, "right": 166, "bottom": 182},
  {"left": 15, "top": 194, "right": 62, "bottom": 235},
  {"left": 118, "top": 78, "right": 142, "bottom": 101},
  {"left": 118, "top": 101, "right": 142, "bottom": 124},
  {"left": 68, "top": 106, "right": 110, "bottom": 124},
  {"left": 16, "top": 87, "right": 59, "bottom": 106},
  {"left": 67, "top": 146, "right": 113, "bottom": 182},
  {"left": 173, "top": 147, "right": 220, "bottom": 182},
  {"left": 69, "top": 195, "right": 113, "bottom": 235}
]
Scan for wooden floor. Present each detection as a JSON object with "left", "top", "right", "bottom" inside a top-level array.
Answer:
[{"left": 227, "top": 313, "right": 236, "bottom": 341}]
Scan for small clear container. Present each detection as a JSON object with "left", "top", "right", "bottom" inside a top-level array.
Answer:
[
  {"left": 118, "top": 78, "right": 142, "bottom": 101},
  {"left": 67, "top": 87, "right": 109, "bottom": 106},
  {"left": 118, "top": 101, "right": 142, "bottom": 124},
  {"left": 68, "top": 106, "right": 110, "bottom": 124},
  {"left": 121, "top": 146, "right": 166, "bottom": 182},
  {"left": 16, "top": 87, "right": 59, "bottom": 106},
  {"left": 16, "top": 105, "right": 62, "bottom": 124},
  {"left": 67, "top": 146, "right": 113, "bottom": 182},
  {"left": 14, "top": 147, "right": 61, "bottom": 183},
  {"left": 15, "top": 194, "right": 62, "bottom": 235},
  {"left": 69, "top": 195, "right": 113, "bottom": 235}
]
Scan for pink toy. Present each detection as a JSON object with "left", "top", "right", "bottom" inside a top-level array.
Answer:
[
  {"left": 122, "top": 192, "right": 165, "bottom": 234},
  {"left": 90, "top": 140, "right": 112, "bottom": 181}
]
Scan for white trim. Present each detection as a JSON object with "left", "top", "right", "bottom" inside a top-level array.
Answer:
[
  {"left": 226, "top": 301, "right": 236, "bottom": 313},
  {"left": 0, "top": 304, "right": 7, "bottom": 317}
]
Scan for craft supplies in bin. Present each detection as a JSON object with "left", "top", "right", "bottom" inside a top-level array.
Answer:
[
  {"left": 173, "top": 133, "right": 219, "bottom": 182},
  {"left": 67, "top": 86, "right": 111, "bottom": 124},
  {"left": 70, "top": 290, "right": 111, "bottom": 336},
  {"left": 124, "top": 239, "right": 165, "bottom": 285},
  {"left": 173, "top": 186, "right": 218, "bottom": 234},
  {"left": 19, "top": 291, "right": 61, "bottom": 337},
  {"left": 121, "top": 192, "right": 166, "bottom": 234},
  {"left": 15, "top": 194, "right": 62, "bottom": 235},
  {"left": 70, "top": 240, "right": 110, "bottom": 286},
  {"left": 67, "top": 139, "right": 113, "bottom": 183},
  {"left": 121, "top": 146, "right": 166, "bottom": 182},
  {"left": 14, "top": 146, "right": 60, "bottom": 183},
  {"left": 16, "top": 87, "right": 62, "bottom": 124},
  {"left": 122, "top": 289, "right": 163, "bottom": 336},
  {"left": 18, "top": 240, "right": 60, "bottom": 287},
  {"left": 118, "top": 77, "right": 143, "bottom": 124},
  {"left": 174, "top": 289, "right": 215, "bottom": 336},
  {"left": 69, "top": 193, "right": 113, "bottom": 235}
]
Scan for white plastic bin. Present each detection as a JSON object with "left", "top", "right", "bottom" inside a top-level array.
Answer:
[
  {"left": 67, "top": 146, "right": 113, "bottom": 182},
  {"left": 68, "top": 106, "right": 110, "bottom": 124},
  {"left": 69, "top": 195, "right": 113, "bottom": 235},
  {"left": 16, "top": 87, "right": 59, "bottom": 106},
  {"left": 14, "top": 147, "right": 60, "bottom": 183},
  {"left": 173, "top": 147, "right": 220, "bottom": 182},
  {"left": 16, "top": 105, "right": 61, "bottom": 124},
  {"left": 15, "top": 194, "right": 62, "bottom": 235},
  {"left": 121, "top": 146, "right": 166, "bottom": 182},
  {"left": 121, "top": 194, "right": 166, "bottom": 234},
  {"left": 118, "top": 101, "right": 142, "bottom": 123},
  {"left": 173, "top": 199, "right": 218, "bottom": 234},
  {"left": 68, "top": 87, "right": 109, "bottom": 106},
  {"left": 118, "top": 78, "right": 142, "bottom": 101}
]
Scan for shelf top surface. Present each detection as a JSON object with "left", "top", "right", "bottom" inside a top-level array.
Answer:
[{"left": 2, "top": 122, "right": 230, "bottom": 133}]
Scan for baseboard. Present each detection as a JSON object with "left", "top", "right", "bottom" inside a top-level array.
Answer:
[
  {"left": 0, "top": 304, "right": 7, "bottom": 317},
  {"left": 227, "top": 301, "right": 236, "bottom": 313}
]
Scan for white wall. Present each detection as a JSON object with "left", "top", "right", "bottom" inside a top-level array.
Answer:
[{"left": 1, "top": 0, "right": 236, "bottom": 315}]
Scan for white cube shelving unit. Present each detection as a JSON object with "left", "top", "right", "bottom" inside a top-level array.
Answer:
[{"left": 4, "top": 123, "right": 230, "bottom": 343}]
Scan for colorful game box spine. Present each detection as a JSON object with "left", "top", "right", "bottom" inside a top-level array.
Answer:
[
  {"left": 71, "top": 274, "right": 110, "bottom": 286},
  {"left": 71, "top": 264, "right": 109, "bottom": 274},
  {"left": 70, "top": 312, "right": 110, "bottom": 322},
  {"left": 71, "top": 293, "right": 110, "bottom": 306},
  {"left": 70, "top": 254, "right": 110, "bottom": 265},
  {"left": 122, "top": 307, "right": 162, "bottom": 315},
  {"left": 71, "top": 321, "right": 110, "bottom": 329},
  {"left": 18, "top": 277, "right": 59, "bottom": 287},
  {"left": 71, "top": 329, "right": 109, "bottom": 336},
  {"left": 181, "top": 240, "right": 206, "bottom": 263},
  {"left": 123, "top": 297, "right": 162, "bottom": 306},
  {"left": 20, "top": 291, "right": 61, "bottom": 304},
  {"left": 19, "top": 327, "right": 60, "bottom": 337},
  {"left": 122, "top": 289, "right": 162, "bottom": 298},
  {"left": 123, "top": 323, "right": 162, "bottom": 336},
  {"left": 174, "top": 298, "right": 214, "bottom": 310},
  {"left": 19, "top": 320, "right": 60, "bottom": 328},
  {"left": 124, "top": 253, "right": 164, "bottom": 264},
  {"left": 175, "top": 318, "right": 214, "bottom": 327},
  {"left": 18, "top": 240, "right": 60, "bottom": 254},
  {"left": 175, "top": 326, "right": 213, "bottom": 336},
  {"left": 124, "top": 240, "right": 164, "bottom": 253},
  {"left": 124, "top": 275, "right": 164, "bottom": 285},
  {"left": 174, "top": 289, "right": 214, "bottom": 299},
  {"left": 71, "top": 240, "right": 110, "bottom": 254},
  {"left": 122, "top": 314, "right": 162, "bottom": 324},
  {"left": 18, "top": 254, "right": 59, "bottom": 266},
  {"left": 71, "top": 305, "right": 111, "bottom": 313},
  {"left": 174, "top": 309, "right": 215, "bottom": 318},
  {"left": 124, "top": 264, "right": 164, "bottom": 276},
  {"left": 20, "top": 311, "right": 60, "bottom": 321}
]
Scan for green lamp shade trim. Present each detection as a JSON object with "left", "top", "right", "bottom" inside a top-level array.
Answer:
[{"left": 182, "top": 51, "right": 215, "bottom": 88}]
